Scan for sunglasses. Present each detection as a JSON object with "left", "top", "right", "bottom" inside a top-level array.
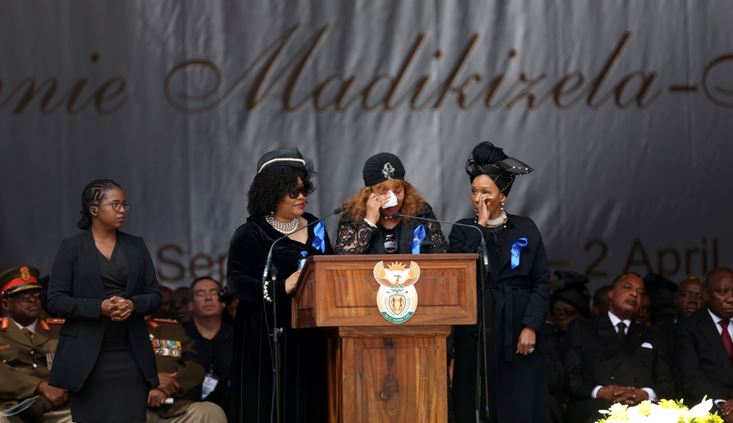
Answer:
[{"left": 287, "top": 183, "right": 314, "bottom": 199}]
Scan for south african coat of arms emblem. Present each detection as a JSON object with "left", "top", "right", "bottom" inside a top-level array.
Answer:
[{"left": 373, "top": 261, "right": 420, "bottom": 324}]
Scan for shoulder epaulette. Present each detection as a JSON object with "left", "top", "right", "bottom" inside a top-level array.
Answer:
[
  {"left": 151, "top": 318, "right": 179, "bottom": 325},
  {"left": 147, "top": 317, "right": 179, "bottom": 331},
  {"left": 39, "top": 318, "right": 65, "bottom": 331}
]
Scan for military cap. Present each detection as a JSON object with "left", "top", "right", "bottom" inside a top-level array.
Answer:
[{"left": 0, "top": 265, "right": 42, "bottom": 298}]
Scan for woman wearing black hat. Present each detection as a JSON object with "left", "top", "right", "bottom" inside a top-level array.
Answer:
[
  {"left": 47, "top": 179, "right": 162, "bottom": 423},
  {"left": 449, "top": 142, "right": 550, "bottom": 423},
  {"left": 226, "top": 148, "right": 333, "bottom": 423},
  {"left": 550, "top": 271, "right": 591, "bottom": 333},
  {"left": 335, "top": 152, "right": 447, "bottom": 255}
]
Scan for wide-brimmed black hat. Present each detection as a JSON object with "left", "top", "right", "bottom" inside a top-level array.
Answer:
[
  {"left": 362, "top": 152, "right": 406, "bottom": 186},
  {"left": 551, "top": 270, "right": 591, "bottom": 318}
]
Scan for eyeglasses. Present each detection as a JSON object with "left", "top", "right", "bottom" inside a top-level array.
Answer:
[{"left": 99, "top": 201, "right": 130, "bottom": 212}]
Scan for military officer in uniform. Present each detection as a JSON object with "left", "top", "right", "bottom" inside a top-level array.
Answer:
[
  {"left": 0, "top": 265, "right": 71, "bottom": 423},
  {"left": 145, "top": 317, "right": 226, "bottom": 423}
]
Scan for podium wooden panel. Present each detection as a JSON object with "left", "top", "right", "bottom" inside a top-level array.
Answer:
[{"left": 292, "top": 254, "right": 477, "bottom": 423}]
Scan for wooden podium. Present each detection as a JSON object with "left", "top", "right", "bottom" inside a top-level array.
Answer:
[{"left": 292, "top": 254, "right": 477, "bottom": 423}]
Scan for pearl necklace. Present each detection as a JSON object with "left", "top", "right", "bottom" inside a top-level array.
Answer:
[
  {"left": 265, "top": 215, "right": 299, "bottom": 234},
  {"left": 486, "top": 210, "right": 508, "bottom": 227}
]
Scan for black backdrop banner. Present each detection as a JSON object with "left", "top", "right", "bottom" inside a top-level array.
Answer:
[{"left": 1, "top": 0, "right": 731, "bottom": 287}]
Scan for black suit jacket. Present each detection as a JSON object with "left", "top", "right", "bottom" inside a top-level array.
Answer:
[
  {"left": 564, "top": 314, "right": 674, "bottom": 400},
  {"left": 46, "top": 230, "right": 162, "bottom": 392},
  {"left": 676, "top": 309, "right": 733, "bottom": 403}
]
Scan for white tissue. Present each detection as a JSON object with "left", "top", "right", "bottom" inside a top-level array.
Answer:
[{"left": 382, "top": 190, "right": 398, "bottom": 208}]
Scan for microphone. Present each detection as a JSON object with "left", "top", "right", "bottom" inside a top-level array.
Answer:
[
  {"left": 391, "top": 210, "right": 492, "bottom": 420},
  {"left": 390, "top": 211, "right": 489, "bottom": 268},
  {"left": 261, "top": 207, "right": 342, "bottom": 284}
]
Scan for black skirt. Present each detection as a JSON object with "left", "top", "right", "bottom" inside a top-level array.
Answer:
[{"left": 69, "top": 349, "right": 148, "bottom": 423}]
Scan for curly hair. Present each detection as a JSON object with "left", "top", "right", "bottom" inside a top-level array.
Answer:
[
  {"left": 77, "top": 179, "right": 122, "bottom": 230},
  {"left": 341, "top": 179, "right": 427, "bottom": 223},
  {"left": 247, "top": 166, "right": 314, "bottom": 216}
]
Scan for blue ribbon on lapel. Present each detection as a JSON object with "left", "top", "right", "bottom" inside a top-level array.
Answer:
[
  {"left": 312, "top": 221, "right": 326, "bottom": 253},
  {"left": 510, "top": 237, "right": 528, "bottom": 269},
  {"left": 411, "top": 224, "right": 426, "bottom": 254}
]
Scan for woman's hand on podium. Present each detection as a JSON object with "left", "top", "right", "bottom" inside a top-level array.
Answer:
[{"left": 285, "top": 270, "right": 302, "bottom": 295}]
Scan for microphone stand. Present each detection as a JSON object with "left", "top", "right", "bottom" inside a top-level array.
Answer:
[
  {"left": 392, "top": 212, "right": 491, "bottom": 422},
  {"left": 260, "top": 208, "right": 341, "bottom": 423}
]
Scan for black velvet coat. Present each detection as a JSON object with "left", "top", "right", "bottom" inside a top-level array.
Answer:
[
  {"left": 226, "top": 212, "right": 333, "bottom": 423},
  {"left": 449, "top": 214, "right": 550, "bottom": 423}
]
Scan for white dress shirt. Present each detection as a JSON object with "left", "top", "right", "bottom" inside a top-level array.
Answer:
[{"left": 707, "top": 308, "right": 733, "bottom": 337}]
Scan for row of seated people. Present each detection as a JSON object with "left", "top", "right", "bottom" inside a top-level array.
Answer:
[
  {"left": 544, "top": 267, "right": 733, "bottom": 423},
  {"left": 0, "top": 266, "right": 232, "bottom": 423}
]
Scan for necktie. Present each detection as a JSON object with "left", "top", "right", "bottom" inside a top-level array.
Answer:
[
  {"left": 616, "top": 322, "right": 626, "bottom": 342},
  {"left": 720, "top": 320, "right": 733, "bottom": 362},
  {"left": 21, "top": 328, "right": 33, "bottom": 343}
]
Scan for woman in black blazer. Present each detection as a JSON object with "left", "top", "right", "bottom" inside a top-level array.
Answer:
[
  {"left": 47, "top": 179, "right": 162, "bottom": 423},
  {"left": 450, "top": 142, "right": 550, "bottom": 423}
]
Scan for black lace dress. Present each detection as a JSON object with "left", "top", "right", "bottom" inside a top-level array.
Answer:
[{"left": 334, "top": 203, "right": 447, "bottom": 254}]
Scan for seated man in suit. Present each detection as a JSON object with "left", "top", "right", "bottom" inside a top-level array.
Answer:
[
  {"left": 658, "top": 276, "right": 704, "bottom": 365},
  {"left": 0, "top": 265, "right": 71, "bottom": 423},
  {"left": 564, "top": 273, "right": 674, "bottom": 423},
  {"left": 145, "top": 316, "right": 226, "bottom": 423},
  {"left": 676, "top": 267, "right": 733, "bottom": 421},
  {"left": 675, "top": 276, "right": 705, "bottom": 320},
  {"left": 591, "top": 285, "right": 611, "bottom": 318}
]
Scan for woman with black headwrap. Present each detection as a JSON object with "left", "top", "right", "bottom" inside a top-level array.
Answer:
[
  {"left": 226, "top": 148, "right": 333, "bottom": 423},
  {"left": 450, "top": 142, "right": 550, "bottom": 423}
]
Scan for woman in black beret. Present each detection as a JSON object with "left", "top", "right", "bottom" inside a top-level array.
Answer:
[
  {"left": 449, "top": 142, "right": 550, "bottom": 423},
  {"left": 334, "top": 152, "right": 447, "bottom": 254},
  {"left": 226, "top": 148, "right": 332, "bottom": 423}
]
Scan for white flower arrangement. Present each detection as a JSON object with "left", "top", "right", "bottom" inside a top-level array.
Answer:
[{"left": 596, "top": 398, "right": 723, "bottom": 423}]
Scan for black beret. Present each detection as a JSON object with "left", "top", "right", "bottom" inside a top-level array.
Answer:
[{"left": 362, "top": 153, "right": 406, "bottom": 186}]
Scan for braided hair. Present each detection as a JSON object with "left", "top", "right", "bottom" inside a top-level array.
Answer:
[{"left": 77, "top": 179, "right": 122, "bottom": 230}]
